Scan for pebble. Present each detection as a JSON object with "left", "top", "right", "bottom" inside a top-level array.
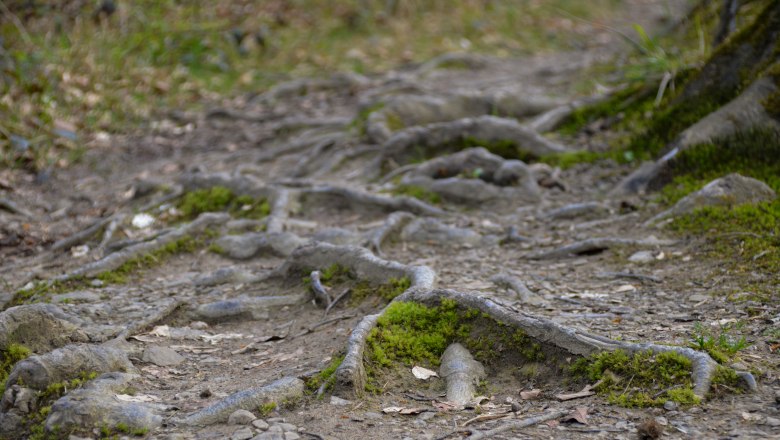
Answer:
[
  {"left": 229, "top": 409, "right": 257, "bottom": 425},
  {"left": 252, "top": 432, "right": 284, "bottom": 440},
  {"left": 766, "top": 417, "right": 780, "bottom": 427},
  {"left": 330, "top": 396, "right": 352, "bottom": 406},
  {"left": 663, "top": 401, "right": 678, "bottom": 411},
  {"left": 268, "top": 425, "right": 284, "bottom": 433},
  {"left": 142, "top": 346, "right": 185, "bottom": 367},
  {"left": 628, "top": 250, "right": 655, "bottom": 263},
  {"left": 252, "top": 419, "right": 270, "bottom": 430},
  {"left": 363, "top": 412, "right": 383, "bottom": 420},
  {"left": 232, "top": 426, "right": 254, "bottom": 440},
  {"left": 277, "top": 423, "right": 297, "bottom": 432},
  {"left": 284, "top": 433, "right": 300, "bottom": 440}
]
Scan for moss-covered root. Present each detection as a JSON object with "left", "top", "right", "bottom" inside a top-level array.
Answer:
[
  {"left": 176, "top": 377, "right": 304, "bottom": 426},
  {"left": 276, "top": 242, "right": 436, "bottom": 291},
  {"left": 57, "top": 212, "right": 230, "bottom": 281},
  {"left": 332, "top": 288, "right": 751, "bottom": 401}
]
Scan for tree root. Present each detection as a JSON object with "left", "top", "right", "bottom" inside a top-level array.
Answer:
[
  {"left": 528, "top": 237, "right": 676, "bottom": 260},
  {"left": 214, "top": 232, "right": 306, "bottom": 260},
  {"left": 57, "top": 212, "right": 230, "bottom": 281},
  {"left": 380, "top": 115, "right": 569, "bottom": 170},
  {"left": 0, "top": 304, "right": 88, "bottom": 352},
  {"left": 490, "top": 273, "right": 544, "bottom": 305},
  {"left": 364, "top": 211, "right": 415, "bottom": 256},
  {"left": 176, "top": 376, "right": 305, "bottom": 426},
  {"left": 440, "top": 343, "right": 485, "bottom": 405},
  {"left": 299, "top": 185, "right": 446, "bottom": 217},
  {"left": 334, "top": 288, "right": 733, "bottom": 400},
  {"left": 194, "top": 294, "right": 309, "bottom": 322},
  {"left": 274, "top": 242, "right": 436, "bottom": 290},
  {"left": 255, "top": 72, "right": 369, "bottom": 104}
]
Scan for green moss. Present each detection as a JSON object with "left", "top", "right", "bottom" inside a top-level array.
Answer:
[
  {"left": 711, "top": 365, "right": 742, "bottom": 393},
  {"left": 0, "top": 343, "right": 31, "bottom": 395},
  {"left": 350, "top": 102, "right": 385, "bottom": 137},
  {"left": 306, "top": 355, "right": 345, "bottom": 394},
  {"left": 7, "top": 277, "right": 90, "bottom": 308},
  {"left": 258, "top": 401, "right": 277, "bottom": 417},
  {"left": 460, "top": 136, "right": 537, "bottom": 162},
  {"left": 570, "top": 350, "right": 699, "bottom": 407},
  {"left": 391, "top": 185, "right": 441, "bottom": 204},
  {"left": 178, "top": 186, "right": 270, "bottom": 220},
  {"left": 207, "top": 243, "right": 226, "bottom": 255},
  {"left": 95, "top": 235, "right": 201, "bottom": 285},
  {"left": 350, "top": 277, "right": 411, "bottom": 304}
]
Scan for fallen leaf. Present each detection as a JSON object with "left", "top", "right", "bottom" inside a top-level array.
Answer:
[
  {"left": 432, "top": 401, "right": 461, "bottom": 412},
  {"left": 561, "top": 406, "right": 589, "bottom": 425},
  {"left": 382, "top": 406, "right": 404, "bottom": 414},
  {"left": 400, "top": 407, "right": 427, "bottom": 415},
  {"left": 412, "top": 366, "right": 439, "bottom": 380},
  {"left": 615, "top": 284, "right": 636, "bottom": 293},
  {"left": 520, "top": 389, "right": 542, "bottom": 400}
]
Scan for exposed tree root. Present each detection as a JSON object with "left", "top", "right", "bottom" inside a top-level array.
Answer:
[
  {"left": 544, "top": 202, "right": 611, "bottom": 221},
  {"left": 56, "top": 213, "right": 230, "bottom": 281},
  {"left": 528, "top": 237, "right": 675, "bottom": 260},
  {"left": 490, "top": 273, "right": 544, "bottom": 305},
  {"left": 380, "top": 115, "right": 568, "bottom": 170},
  {"left": 274, "top": 242, "right": 436, "bottom": 290},
  {"left": 0, "top": 304, "right": 88, "bottom": 352},
  {"left": 298, "top": 185, "right": 446, "bottom": 217},
  {"left": 334, "top": 288, "right": 733, "bottom": 400},
  {"left": 176, "top": 376, "right": 305, "bottom": 426},
  {"left": 255, "top": 72, "right": 369, "bottom": 104},
  {"left": 364, "top": 211, "right": 415, "bottom": 255},
  {"left": 215, "top": 232, "right": 306, "bottom": 259},
  {"left": 194, "top": 294, "right": 309, "bottom": 322},
  {"left": 440, "top": 343, "right": 485, "bottom": 405}
]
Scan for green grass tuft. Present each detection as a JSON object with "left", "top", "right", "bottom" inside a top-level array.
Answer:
[{"left": 178, "top": 187, "right": 270, "bottom": 220}]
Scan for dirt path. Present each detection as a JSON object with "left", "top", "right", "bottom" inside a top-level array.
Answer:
[{"left": 0, "top": 1, "right": 778, "bottom": 439}]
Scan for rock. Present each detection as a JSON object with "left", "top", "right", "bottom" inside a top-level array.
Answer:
[
  {"left": 268, "top": 425, "right": 284, "bottom": 433},
  {"left": 252, "top": 432, "right": 284, "bottom": 440},
  {"left": 215, "top": 232, "right": 305, "bottom": 260},
  {"left": 232, "top": 426, "right": 254, "bottom": 440},
  {"left": 663, "top": 400, "right": 678, "bottom": 411},
  {"left": 229, "top": 409, "right": 258, "bottom": 425},
  {"left": 329, "top": 396, "right": 351, "bottom": 406},
  {"left": 6, "top": 344, "right": 135, "bottom": 390},
  {"left": 45, "top": 373, "right": 165, "bottom": 433},
  {"left": 0, "top": 385, "right": 36, "bottom": 413},
  {"left": 277, "top": 422, "right": 297, "bottom": 432},
  {"left": 0, "top": 304, "right": 88, "bottom": 353},
  {"left": 648, "top": 173, "right": 776, "bottom": 223},
  {"left": 765, "top": 417, "right": 780, "bottom": 427},
  {"left": 628, "top": 250, "right": 655, "bottom": 264},
  {"left": 545, "top": 202, "right": 610, "bottom": 221},
  {"left": 252, "top": 419, "right": 270, "bottom": 430},
  {"left": 284, "top": 433, "right": 300, "bottom": 440},
  {"left": 142, "top": 346, "right": 185, "bottom": 367}
]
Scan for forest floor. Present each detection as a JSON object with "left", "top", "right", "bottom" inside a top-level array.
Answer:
[{"left": 0, "top": 1, "right": 778, "bottom": 439}]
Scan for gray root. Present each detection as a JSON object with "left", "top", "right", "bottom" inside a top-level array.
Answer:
[
  {"left": 51, "top": 216, "right": 114, "bottom": 252},
  {"left": 309, "top": 271, "right": 332, "bottom": 309},
  {"left": 176, "top": 376, "right": 305, "bottom": 426},
  {"left": 255, "top": 72, "right": 369, "bottom": 104},
  {"left": 193, "top": 267, "right": 267, "bottom": 287},
  {"left": 299, "top": 185, "right": 445, "bottom": 217},
  {"left": 45, "top": 373, "right": 166, "bottom": 433},
  {"left": 528, "top": 237, "right": 675, "bottom": 260},
  {"left": 0, "top": 304, "right": 88, "bottom": 353},
  {"left": 364, "top": 211, "right": 415, "bottom": 256},
  {"left": 194, "top": 294, "right": 309, "bottom": 323},
  {"left": 334, "top": 288, "right": 734, "bottom": 400},
  {"left": 490, "top": 273, "right": 544, "bottom": 305},
  {"left": 466, "top": 409, "right": 570, "bottom": 440},
  {"left": 439, "top": 343, "right": 485, "bottom": 405},
  {"left": 381, "top": 115, "right": 568, "bottom": 170},
  {"left": 544, "top": 202, "right": 611, "bottom": 221},
  {"left": 58, "top": 212, "right": 230, "bottom": 281},
  {"left": 275, "top": 242, "right": 436, "bottom": 290},
  {"left": 528, "top": 93, "right": 611, "bottom": 133},
  {"left": 0, "top": 198, "right": 33, "bottom": 219},
  {"left": 214, "top": 232, "right": 306, "bottom": 260},
  {"left": 5, "top": 344, "right": 135, "bottom": 391}
]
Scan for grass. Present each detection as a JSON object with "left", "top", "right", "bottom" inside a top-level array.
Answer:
[
  {"left": 0, "top": 0, "right": 626, "bottom": 172},
  {"left": 0, "top": 343, "right": 31, "bottom": 395},
  {"left": 306, "top": 355, "right": 345, "bottom": 395},
  {"left": 689, "top": 322, "right": 750, "bottom": 364}
]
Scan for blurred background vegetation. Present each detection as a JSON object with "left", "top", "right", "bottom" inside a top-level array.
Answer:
[{"left": 1, "top": 0, "right": 666, "bottom": 172}]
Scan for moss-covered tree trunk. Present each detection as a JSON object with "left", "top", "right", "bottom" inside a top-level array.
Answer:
[{"left": 616, "top": 1, "right": 780, "bottom": 194}]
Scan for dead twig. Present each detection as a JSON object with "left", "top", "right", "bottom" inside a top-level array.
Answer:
[
  {"left": 435, "top": 409, "right": 567, "bottom": 440},
  {"left": 292, "top": 314, "right": 356, "bottom": 339},
  {"left": 309, "top": 270, "right": 332, "bottom": 309},
  {"left": 324, "top": 288, "right": 351, "bottom": 316}
]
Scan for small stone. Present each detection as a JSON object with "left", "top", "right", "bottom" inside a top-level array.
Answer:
[
  {"left": 232, "top": 426, "right": 254, "bottom": 440},
  {"left": 765, "top": 417, "right": 780, "bottom": 427},
  {"left": 229, "top": 409, "right": 257, "bottom": 425},
  {"left": 629, "top": 250, "right": 655, "bottom": 264},
  {"left": 730, "top": 362, "right": 748, "bottom": 371},
  {"left": 283, "top": 433, "right": 300, "bottom": 440},
  {"left": 268, "top": 425, "right": 284, "bottom": 433},
  {"left": 654, "top": 416, "right": 668, "bottom": 426},
  {"left": 252, "top": 432, "right": 284, "bottom": 440},
  {"left": 278, "top": 423, "right": 297, "bottom": 432},
  {"left": 418, "top": 411, "right": 435, "bottom": 421},
  {"left": 663, "top": 401, "right": 678, "bottom": 411},
  {"left": 252, "top": 419, "right": 270, "bottom": 430},
  {"left": 363, "top": 412, "right": 383, "bottom": 420},
  {"left": 190, "top": 321, "right": 209, "bottom": 330},
  {"left": 267, "top": 418, "right": 285, "bottom": 423},
  {"left": 330, "top": 396, "right": 351, "bottom": 406},
  {"left": 142, "top": 346, "right": 185, "bottom": 367},
  {"left": 687, "top": 406, "right": 702, "bottom": 414},
  {"left": 89, "top": 279, "right": 104, "bottom": 287}
]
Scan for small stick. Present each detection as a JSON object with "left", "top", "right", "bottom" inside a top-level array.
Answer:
[
  {"left": 291, "top": 314, "right": 356, "bottom": 339},
  {"left": 324, "top": 288, "right": 351, "bottom": 316},
  {"left": 309, "top": 271, "right": 331, "bottom": 309},
  {"left": 467, "top": 409, "right": 569, "bottom": 440},
  {"left": 97, "top": 214, "right": 125, "bottom": 255}
]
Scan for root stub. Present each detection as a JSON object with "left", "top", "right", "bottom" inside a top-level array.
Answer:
[{"left": 333, "top": 288, "right": 749, "bottom": 402}]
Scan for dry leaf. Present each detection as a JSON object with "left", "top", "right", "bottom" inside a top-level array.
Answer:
[
  {"left": 561, "top": 406, "right": 589, "bottom": 425},
  {"left": 615, "top": 284, "right": 636, "bottom": 293},
  {"left": 412, "top": 366, "right": 439, "bottom": 380},
  {"left": 432, "top": 401, "right": 461, "bottom": 412},
  {"left": 520, "top": 389, "right": 542, "bottom": 400},
  {"left": 116, "top": 394, "right": 160, "bottom": 403},
  {"left": 150, "top": 325, "right": 171, "bottom": 337}
]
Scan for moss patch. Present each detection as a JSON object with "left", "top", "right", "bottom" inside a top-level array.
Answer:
[
  {"left": 391, "top": 185, "right": 441, "bottom": 204},
  {"left": 0, "top": 343, "right": 32, "bottom": 395},
  {"left": 178, "top": 186, "right": 270, "bottom": 220},
  {"left": 305, "top": 264, "right": 411, "bottom": 306},
  {"left": 570, "top": 350, "right": 699, "bottom": 408},
  {"left": 306, "top": 355, "right": 344, "bottom": 395},
  {"left": 258, "top": 401, "right": 277, "bottom": 417}
]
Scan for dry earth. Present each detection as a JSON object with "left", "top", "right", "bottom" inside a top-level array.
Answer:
[{"left": 0, "top": 1, "right": 778, "bottom": 439}]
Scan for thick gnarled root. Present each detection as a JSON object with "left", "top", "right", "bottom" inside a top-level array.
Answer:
[{"left": 334, "top": 288, "right": 748, "bottom": 401}]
